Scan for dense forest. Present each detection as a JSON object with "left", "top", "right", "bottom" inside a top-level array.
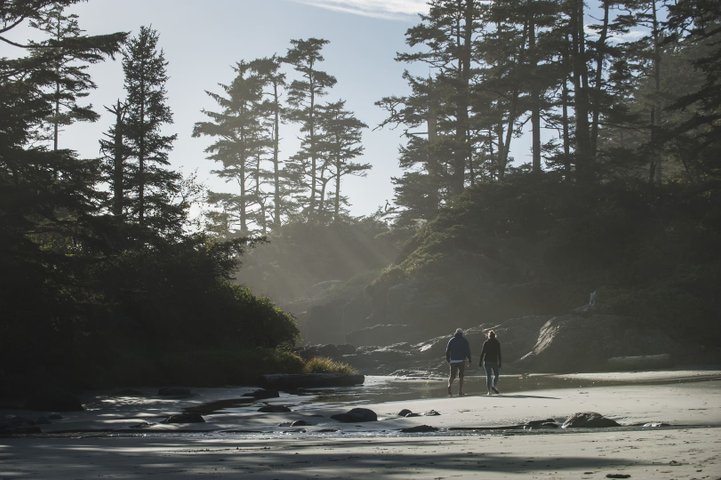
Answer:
[
  {"left": 1, "top": 0, "right": 720, "bottom": 394},
  {"left": 0, "top": 2, "right": 302, "bottom": 393},
  {"left": 238, "top": 0, "right": 721, "bottom": 355}
]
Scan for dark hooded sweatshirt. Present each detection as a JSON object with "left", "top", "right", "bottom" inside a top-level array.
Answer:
[
  {"left": 480, "top": 337, "right": 502, "bottom": 367},
  {"left": 446, "top": 333, "right": 471, "bottom": 363}
]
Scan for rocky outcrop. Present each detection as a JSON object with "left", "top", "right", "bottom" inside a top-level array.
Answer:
[
  {"left": 517, "top": 314, "right": 679, "bottom": 372},
  {"left": 304, "top": 316, "right": 548, "bottom": 375},
  {"left": 297, "top": 310, "right": 680, "bottom": 375},
  {"left": 562, "top": 412, "right": 620, "bottom": 428}
]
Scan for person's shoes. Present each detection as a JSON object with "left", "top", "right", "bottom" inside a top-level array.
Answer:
[
  {"left": 487, "top": 391, "right": 492, "bottom": 396},
  {"left": 458, "top": 392, "right": 465, "bottom": 396},
  {"left": 447, "top": 386, "right": 452, "bottom": 396},
  {"left": 492, "top": 387, "right": 500, "bottom": 394}
]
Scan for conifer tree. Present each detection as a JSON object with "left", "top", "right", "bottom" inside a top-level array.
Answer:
[
  {"left": 121, "top": 26, "right": 180, "bottom": 231},
  {"left": 29, "top": 3, "right": 122, "bottom": 150},
  {"left": 194, "top": 61, "right": 268, "bottom": 235},
  {"left": 284, "top": 38, "right": 337, "bottom": 218},
  {"left": 250, "top": 56, "right": 287, "bottom": 228},
  {"left": 315, "top": 100, "right": 369, "bottom": 220}
]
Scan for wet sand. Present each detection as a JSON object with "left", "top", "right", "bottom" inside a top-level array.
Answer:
[{"left": 1, "top": 371, "right": 720, "bottom": 479}]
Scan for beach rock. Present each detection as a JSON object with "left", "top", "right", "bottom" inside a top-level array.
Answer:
[
  {"left": 562, "top": 412, "right": 620, "bottom": 429},
  {"left": 158, "top": 387, "right": 192, "bottom": 397},
  {"left": 290, "top": 420, "right": 310, "bottom": 427},
  {"left": 424, "top": 410, "right": 441, "bottom": 416},
  {"left": 258, "top": 405, "right": 291, "bottom": 413},
  {"left": 398, "top": 409, "right": 419, "bottom": 417},
  {"left": 163, "top": 413, "right": 205, "bottom": 424},
  {"left": 401, "top": 425, "right": 438, "bottom": 433},
  {"left": 331, "top": 407, "right": 378, "bottom": 423}
]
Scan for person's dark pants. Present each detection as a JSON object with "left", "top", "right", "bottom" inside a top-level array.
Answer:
[
  {"left": 484, "top": 362, "right": 499, "bottom": 392},
  {"left": 448, "top": 362, "right": 466, "bottom": 395}
]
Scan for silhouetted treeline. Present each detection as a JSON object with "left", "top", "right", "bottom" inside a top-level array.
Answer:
[
  {"left": 0, "top": 1, "right": 299, "bottom": 392},
  {"left": 378, "top": 0, "right": 721, "bottom": 225}
]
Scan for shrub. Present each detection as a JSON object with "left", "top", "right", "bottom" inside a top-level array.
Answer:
[{"left": 303, "top": 356, "right": 357, "bottom": 375}]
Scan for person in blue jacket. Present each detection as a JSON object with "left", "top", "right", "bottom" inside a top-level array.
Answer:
[{"left": 445, "top": 328, "right": 471, "bottom": 396}]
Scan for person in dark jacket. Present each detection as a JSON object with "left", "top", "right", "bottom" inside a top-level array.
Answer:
[
  {"left": 445, "top": 328, "right": 471, "bottom": 396},
  {"left": 479, "top": 330, "right": 502, "bottom": 395}
]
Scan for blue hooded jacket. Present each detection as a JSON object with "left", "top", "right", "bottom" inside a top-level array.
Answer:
[{"left": 446, "top": 331, "right": 471, "bottom": 363}]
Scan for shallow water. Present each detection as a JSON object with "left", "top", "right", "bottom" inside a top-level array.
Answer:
[{"left": 301, "top": 371, "right": 720, "bottom": 406}]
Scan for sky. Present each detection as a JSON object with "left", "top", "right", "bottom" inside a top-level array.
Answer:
[{"left": 4, "top": 0, "right": 436, "bottom": 218}]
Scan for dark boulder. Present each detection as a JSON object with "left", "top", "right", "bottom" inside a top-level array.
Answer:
[
  {"left": 398, "top": 409, "right": 419, "bottom": 417},
  {"left": 331, "top": 407, "right": 378, "bottom": 423},
  {"left": 562, "top": 412, "right": 620, "bottom": 429}
]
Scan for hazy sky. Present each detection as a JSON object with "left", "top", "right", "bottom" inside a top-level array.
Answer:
[{"left": 4, "top": 0, "right": 438, "bottom": 217}]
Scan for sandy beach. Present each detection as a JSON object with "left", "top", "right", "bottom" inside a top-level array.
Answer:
[{"left": 2, "top": 371, "right": 721, "bottom": 479}]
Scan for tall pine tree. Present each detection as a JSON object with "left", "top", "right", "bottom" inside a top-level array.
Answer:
[
  {"left": 121, "top": 26, "right": 180, "bottom": 233},
  {"left": 284, "top": 38, "right": 337, "bottom": 218}
]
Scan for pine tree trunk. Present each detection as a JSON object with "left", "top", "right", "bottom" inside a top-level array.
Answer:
[
  {"left": 273, "top": 82, "right": 281, "bottom": 228},
  {"left": 309, "top": 65, "right": 317, "bottom": 217},
  {"left": 590, "top": 0, "right": 610, "bottom": 157},
  {"left": 649, "top": 0, "right": 663, "bottom": 185},
  {"left": 570, "top": 0, "right": 593, "bottom": 183},
  {"left": 112, "top": 101, "right": 124, "bottom": 217},
  {"left": 138, "top": 75, "right": 146, "bottom": 225},
  {"left": 452, "top": 0, "right": 474, "bottom": 194},
  {"left": 529, "top": 13, "right": 541, "bottom": 174}
]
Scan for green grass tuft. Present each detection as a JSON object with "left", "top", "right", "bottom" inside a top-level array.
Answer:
[{"left": 303, "top": 356, "right": 358, "bottom": 375}]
